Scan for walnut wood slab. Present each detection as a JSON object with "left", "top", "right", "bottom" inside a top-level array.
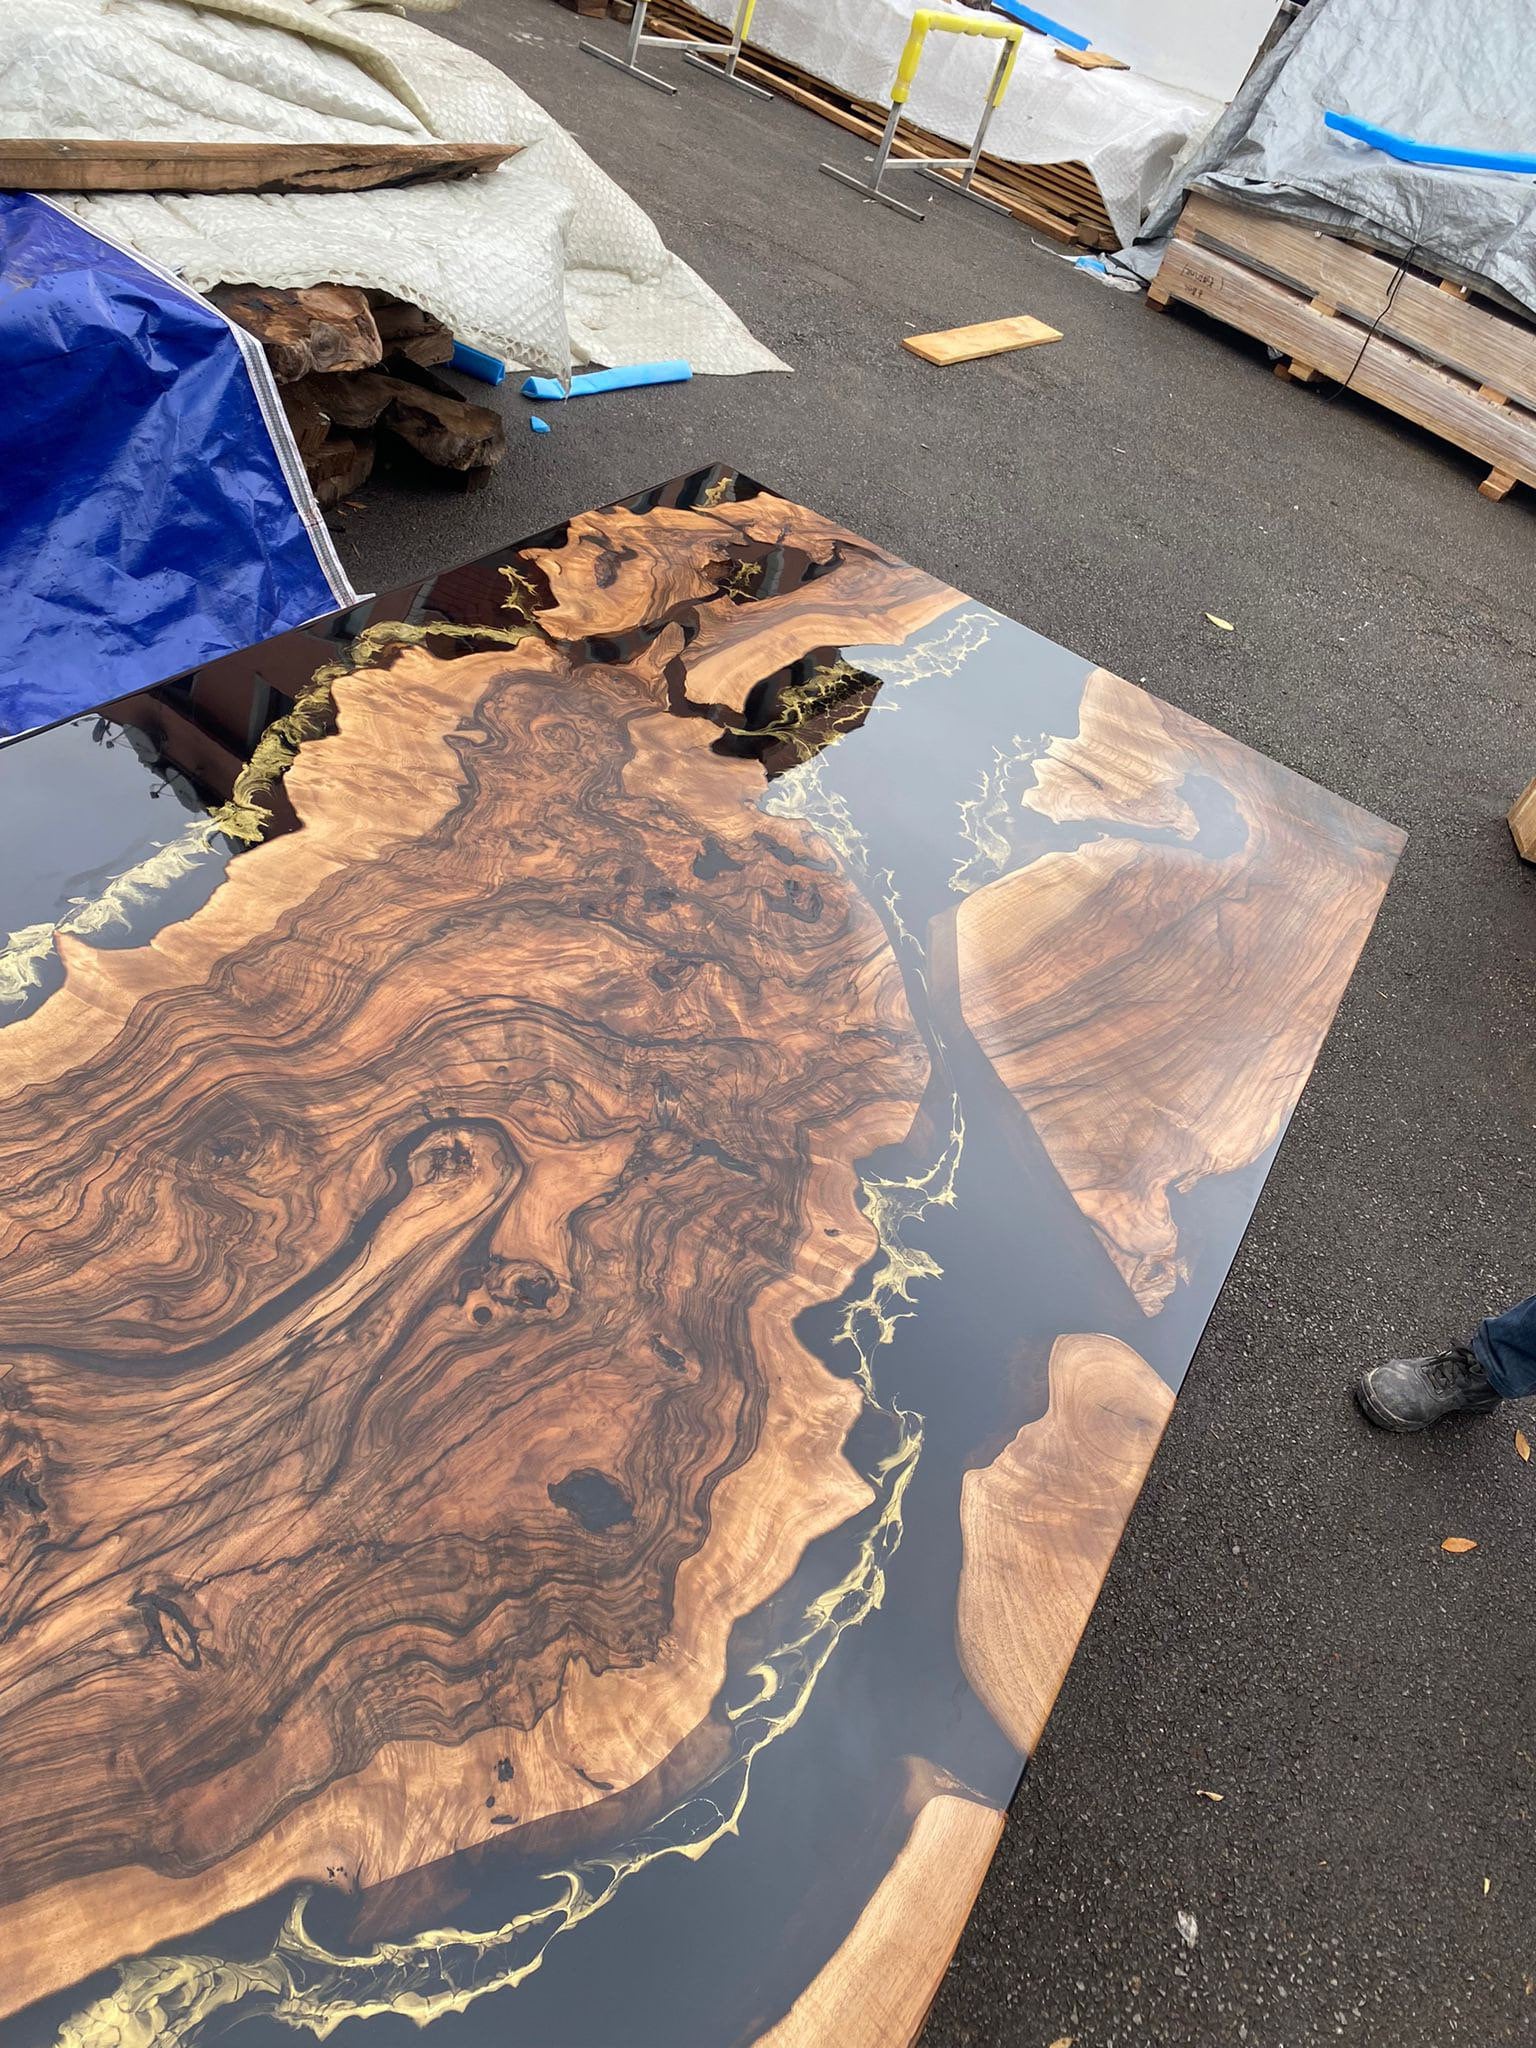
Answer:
[
  {"left": 959, "top": 1334, "right": 1175, "bottom": 1756},
  {"left": 0, "top": 139, "right": 520, "bottom": 194},
  {"left": 0, "top": 468, "right": 1402, "bottom": 2048}
]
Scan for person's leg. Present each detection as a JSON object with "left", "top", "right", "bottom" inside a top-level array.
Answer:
[
  {"left": 1354, "top": 1295, "right": 1535, "bottom": 1431},
  {"left": 1473, "top": 1293, "right": 1536, "bottom": 1400}
]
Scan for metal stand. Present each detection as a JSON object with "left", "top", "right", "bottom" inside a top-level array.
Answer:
[
  {"left": 820, "top": 12, "right": 1022, "bottom": 221},
  {"left": 581, "top": 0, "right": 772, "bottom": 100}
]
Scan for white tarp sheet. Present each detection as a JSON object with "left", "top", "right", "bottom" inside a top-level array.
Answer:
[
  {"left": 686, "top": 0, "right": 1222, "bottom": 249},
  {"left": 1034, "top": 0, "right": 1279, "bottom": 105},
  {"left": 0, "top": 0, "right": 788, "bottom": 382},
  {"left": 1141, "top": 0, "right": 1536, "bottom": 322}
]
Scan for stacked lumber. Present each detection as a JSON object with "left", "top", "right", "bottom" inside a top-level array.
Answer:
[
  {"left": 640, "top": 0, "right": 1117, "bottom": 249},
  {"left": 1150, "top": 190, "right": 1536, "bottom": 503},
  {"left": 211, "top": 283, "right": 507, "bottom": 508}
]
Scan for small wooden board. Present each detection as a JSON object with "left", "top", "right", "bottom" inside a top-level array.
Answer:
[
  {"left": 1055, "top": 47, "right": 1130, "bottom": 69},
  {"left": 0, "top": 139, "right": 519, "bottom": 195},
  {"left": 903, "top": 316, "right": 1062, "bottom": 367},
  {"left": 1509, "top": 776, "right": 1536, "bottom": 861}
]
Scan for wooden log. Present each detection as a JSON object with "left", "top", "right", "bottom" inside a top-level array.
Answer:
[
  {"left": 279, "top": 384, "right": 330, "bottom": 459},
  {"left": 304, "top": 433, "right": 375, "bottom": 509},
  {"left": 368, "top": 294, "right": 457, "bottom": 367},
  {"left": 389, "top": 328, "right": 456, "bottom": 370},
  {"left": 303, "top": 366, "right": 504, "bottom": 475},
  {"left": 0, "top": 138, "right": 519, "bottom": 195},
  {"left": 375, "top": 378, "right": 506, "bottom": 472},
  {"left": 211, "top": 284, "right": 383, "bottom": 383},
  {"left": 298, "top": 370, "right": 398, "bottom": 433}
]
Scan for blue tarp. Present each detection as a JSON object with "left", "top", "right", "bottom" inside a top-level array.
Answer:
[{"left": 0, "top": 192, "right": 354, "bottom": 741}]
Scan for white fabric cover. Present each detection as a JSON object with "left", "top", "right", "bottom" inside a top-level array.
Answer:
[
  {"left": 690, "top": 0, "right": 1222, "bottom": 249},
  {"left": 0, "top": 0, "right": 787, "bottom": 381}
]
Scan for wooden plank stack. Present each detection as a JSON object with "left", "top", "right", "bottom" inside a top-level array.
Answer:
[
  {"left": 640, "top": 0, "right": 1117, "bottom": 249},
  {"left": 1150, "top": 190, "right": 1536, "bottom": 503},
  {"left": 211, "top": 284, "right": 507, "bottom": 507}
]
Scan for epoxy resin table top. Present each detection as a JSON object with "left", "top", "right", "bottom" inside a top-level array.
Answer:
[{"left": 0, "top": 467, "right": 1402, "bottom": 2048}]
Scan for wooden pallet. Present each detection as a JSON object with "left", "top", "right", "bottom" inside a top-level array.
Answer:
[
  {"left": 1150, "top": 189, "right": 1536, "bottom": 502},
  {"left": 642, "top": 0, "right": 1117, "bottom": 248}
]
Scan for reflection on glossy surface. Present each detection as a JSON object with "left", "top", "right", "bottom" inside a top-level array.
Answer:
[{"left": 0, "top": 468, "right": 1402, "bottom": 2048}]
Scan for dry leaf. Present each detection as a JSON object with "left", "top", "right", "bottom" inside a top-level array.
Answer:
[
  {"left": 1049, "top": 2038, "right": 1075, "bottom": 2048},
  {"left": 1176, "top": 1909, "right": 1199, "bottom": 1949},
  {"left": 1516, "top": 1428, "right": 1530, "bottom": 1463},
  {"left": 1194, "top": 1789, "right": 1225, "bottom": 1802},
  {"left": 1205, "top": 613, "right": 1235, "bottom": 631},
  {"left": 1441, "top": 1536, "right": 1478, "bottom": 1554}
]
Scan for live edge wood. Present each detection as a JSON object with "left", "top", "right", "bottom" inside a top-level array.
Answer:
[
  {"left": 0, "top": 138, "right": 519, "bottom": 194},
  {"left": 211, "top": 284, "right": 383, "bottom": 382},
  {"left": 957, "top": 1335, "right": 1173, "bottom": 1757},
  {"left": 753, "top": 1770, "right": 1004, "bottom": 2048},
  {"left": 0, "top": 495, "right": 944, "bottom": 2016},
  {"left": 0, "top": 472, "right": 1402, "bottom": 2043},
  {"left": 954, "top": 667, "right": 1402, "bottom": 1314}
]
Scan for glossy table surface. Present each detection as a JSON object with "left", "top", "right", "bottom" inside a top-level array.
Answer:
[{"left": 0, "top": 468, "right": 1402, "bottom": 2048}]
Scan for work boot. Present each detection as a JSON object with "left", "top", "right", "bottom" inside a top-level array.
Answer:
[{"left": 1354, "top": 1344, "right": 1502, "bottom": 1432}]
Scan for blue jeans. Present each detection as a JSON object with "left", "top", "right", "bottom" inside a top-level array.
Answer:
[{"left": 1473, "top": 1294, "right": 1536, "bottom": 1400}]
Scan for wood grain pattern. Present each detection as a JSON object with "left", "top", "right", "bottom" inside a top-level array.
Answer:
[
  {"left": 903, "top": 317, "right": 1062, "bottom": 367},
  {"left": 1178, "top": 190, "right": 1536, "bottom": 412},
  {"left": 0, "top": 529, "right": 932, "bottom": 2014},
  {"left": 955, "top": 665, "right": 1403, "bottom": 1313},
  {"left": 211, "top": 284, "right": 383, "bottom": 383},
  {"left": 0, "top": 139, "right": 518, "bottom": 194},
  {"left": 958, "top": 1335, "right": 1174, "bottom": 1757},
  {"left": 524, "top": 499, "right": 957, "bottom": 718},
  {"left": 0, "top": 471, "right": 1403, "bottom": 2048},
  {"left": 1151, "top": 236, "right": 1536, "bottom": 493},
  {"left": 753, "top": 1771, "right": 1004, "bottom": 2048}
]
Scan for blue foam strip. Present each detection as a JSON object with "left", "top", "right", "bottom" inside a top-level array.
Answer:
[
  {"left": 1324, "top": 110, "right": 1536, "bottom": 176},
  {"left": 451, "top": 342, "right": 507, "bottom": 384},
  {"left": 520, "top": 360, "right": 693, "bottom": 401},
  {"left": 990, "top": 1, "right": 1092, "bottom": 52}
]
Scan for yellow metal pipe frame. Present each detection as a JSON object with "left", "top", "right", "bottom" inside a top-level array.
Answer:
[
  {"left": 580, "top": 0, "right": 772, "bottom": 99},
  {"left": 820, "top": 8, "right": 1025, "bottom": 221}
]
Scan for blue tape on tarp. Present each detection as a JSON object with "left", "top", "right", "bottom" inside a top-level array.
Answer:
[
  {"left": 0, "top": 193, "right": 354, "bottom": 742},
  {"left": 991, "top": 1, "right": 1092, "bottom": 52},
  {"left": 1324, "top": 110, "right": 1536, "bottom": 176}
]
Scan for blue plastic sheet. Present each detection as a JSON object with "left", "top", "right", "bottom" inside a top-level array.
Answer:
[
  {"left": 0, "top": 193, "right": 354, "bottom": 741},
  {"left": 1323, "top": 110, "right": 1536, "bottom": 177}
]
